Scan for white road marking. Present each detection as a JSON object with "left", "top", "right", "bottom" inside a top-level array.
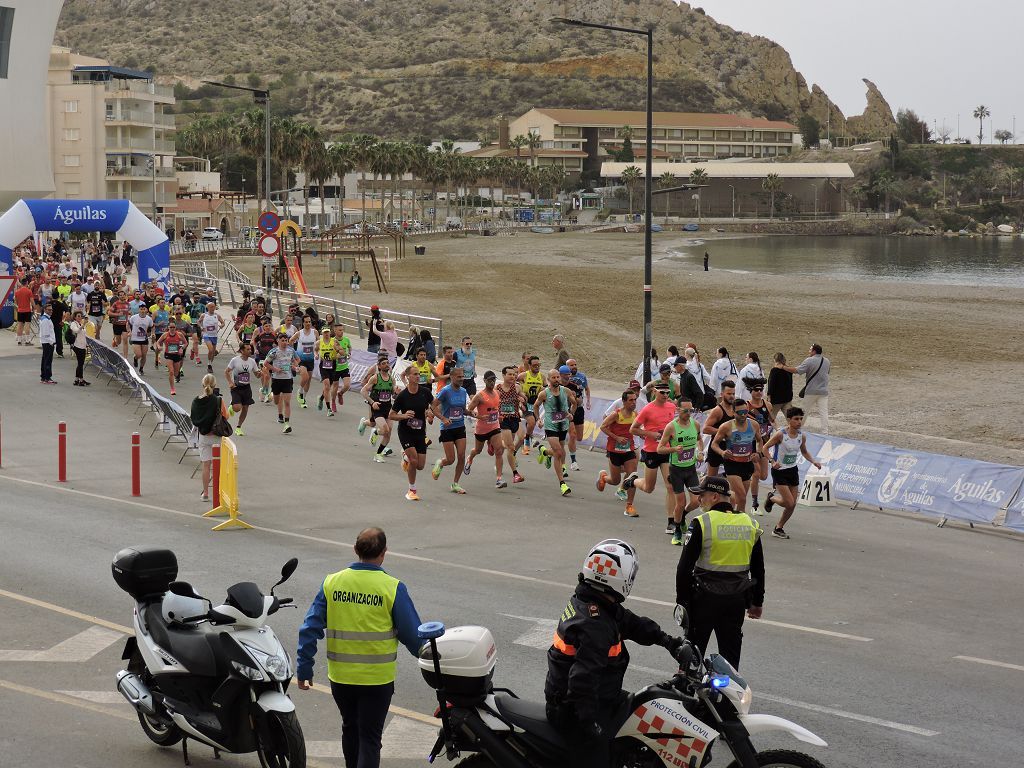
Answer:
[
  {"left": 501, "top": 614, "right": 558, "bottom": 649},
  {"left": 628, "top": 664, "right": 939, "bottom": 736},
  {"left": 954, "top": 655, "right": 1024, "bottom": 673},
  {"left": 0, "top": 626, "right": 123, "bottom": 662},
  {"left": 306, "top": 713, "right": 438, "bottom": 759},
  {"left": 0, "top": 474, "right": 872, "bottom": 644},
  {"left": 56, "top": 690, "right": 126, "bottom": 705}
]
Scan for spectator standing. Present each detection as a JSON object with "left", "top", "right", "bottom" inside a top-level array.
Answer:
[
  {"left": 735, "top": 352, "right": 763, "bottom": 402},
  {"left": 68, "top": 311, "right": 91, "bottom": 386},
  {"left": 14, "top": 278, "right": 33, "bottom": 346},
  {"left": 419, "top": 329, "right": 436, "bottom": 363},
  {"left": 455, "top": 336, "right": 478, "bottom": 396},
  {"left": 50, "top": 292, "right": 69, "bottom": 358},
  {"left": 766, "top": 353, "right": 794, "bottom": 424},
  {"left": 708, "top": 347, "right": 738, "bottom": 397},
  {"left": 552, "top": 334, "right": 570, "bottom": 368},
  {"left": 296, "top": 527, "right": 423, "bottom": 768},
  {"left": 365, "top": 304, "right": 384, "bottom": 352},
  {"left": 189, "top": 373, "right": 229, "bottom": 501},
  {"left": 789, "top": 344, "right": 831, "bottom": 434},
  {"left": 38, "top": 304, "right": 57, "bottom": 384},
  {"left": 378, "top": 321, "right": 399, "bottom": 362}
]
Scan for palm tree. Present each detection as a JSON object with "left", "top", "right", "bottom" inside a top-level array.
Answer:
[
  {"left": 303, "top": 138, "right": 332, "bottom": 229},
  {"left": 328, "top": 141, "right": 355, "bottom": 226},
  {"left": 658, "top": 171, "right": 676, "bottom": 222},
  {"left": 407, "top": 143, "right": 437, "bottom": 226},
  {"left": 689, "top": 167, "right": 708, "bottom": 220},
  {"left": 762, "top": 173, "right": 783, "bottom": 219},
  {"left": 526, "top": 165, "right": 544, "bottom": 223},
  {"left": 526, "top": 131, "right": 542, "bottom": 168},
  {"left": 973, "top": 105, "right": 990, "bottom": 145},
  {"left": 369, "top": 140, "right": 394, "bottom": 222},
  {"left": 295, "top": 122, "right": 325, "bottom": 226},
  {"left": 620, "top": 165, "right": 642, "bottom": 215},
  {"left": 236, "top": 108, "right": 269, "bottom": 211},
  {"left": 509, "top": 135, "right": 527, "bottom": 161},
  {"left": 541, "top": 165, "right": 566, "bottom": 218},
  {"left": 432, "top": 139, "right": 460, "bottom": 222},
  {"left": 349, "top": 134, "right": 378, "bottom": 226},
  {"left": 273, "top": 117, "right": 303, "bottom": 216}
]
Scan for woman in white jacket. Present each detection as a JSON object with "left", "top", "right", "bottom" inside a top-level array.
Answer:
[
  {"left": 68, "top": 311, "right": 91, "bottom": 387},
  {"left": 735, "top": 351, "right": 764, "bottom": 401}
]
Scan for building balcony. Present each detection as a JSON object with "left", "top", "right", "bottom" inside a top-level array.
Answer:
[
  {"left": 106, "top": 165, "right": 176, "bottom": 179},
  {"left": 105, "top": 109, "right": 176, "bottom": 128},
  {"left": 104, "top": 80, "right": 174, "bottom": 102},
  {"left": 105, "top": 138, "right": 177, "bottom": 153}
]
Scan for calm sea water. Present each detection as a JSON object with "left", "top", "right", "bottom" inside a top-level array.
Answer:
[{"left": 665, "top": 235, "right": 1024, "bottom": 287}]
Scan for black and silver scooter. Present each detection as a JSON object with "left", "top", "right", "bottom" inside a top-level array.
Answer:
[{"left": 111, "top": 546, "right": 305, "bottom": 767}]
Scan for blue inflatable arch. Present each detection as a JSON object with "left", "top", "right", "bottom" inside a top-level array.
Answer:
[{"left": 0, "top": 199, "right": 170, "bottom": 289}]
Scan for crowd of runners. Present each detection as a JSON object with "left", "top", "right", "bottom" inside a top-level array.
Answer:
[{"left": 8, "top": 242, "right": 829, "bottom": 544}]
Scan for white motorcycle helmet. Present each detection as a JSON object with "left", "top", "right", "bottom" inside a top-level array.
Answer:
[
  {"left": 581, "top": 539, "right": 639, "bottom": 600},
  {"left": 161, "top": 589, "right": 206, "bottom": 626}
]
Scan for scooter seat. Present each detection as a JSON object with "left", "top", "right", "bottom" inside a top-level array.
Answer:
[
  {"left": 493, "top": 693, "right": 568, "bottom": 750},
  {"left": 144, "top": 604, "right": 219, "bottom": 677}
]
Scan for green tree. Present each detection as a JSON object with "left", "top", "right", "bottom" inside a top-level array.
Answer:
[
  {"left": 526, "top": 130, "right": 542, "bottom": 167},
  {"left": 689, "top": 167, "right": 708, "bottom": 220},
  {"left": 236, "top": 108, "right": 269, "bottom": 211},
  {"left": 658, "top": 171, "right": 676, "bottom": 221},
  {"left": 896, "top": 109, "right": 931, "bottom": 144},
  {"left": 432, "top": 139, "right": 461, "bottom": 222},
  {"left": 797, "top": 115, "right": 821, "bottom": 149},
  {"left": 762, "top": 173, "right": 783, "bottom": 219},
  {"left": 508, "top": 134, "right": 527, "bottom": 161},
  {"left": 620, "top": 165, "right": 642, "bottom": 215},
  {"left": 617, "top": 125, "right": 635, "bottom": 162},
  {"left": 973, "top": 105, "right": 990, "bottom": 145},
  {"left": 349, "top": 134, "right": 378, "bottom": 225},
  {"left": 994, "top": 129, "right": 1014, "bottom": 145}
]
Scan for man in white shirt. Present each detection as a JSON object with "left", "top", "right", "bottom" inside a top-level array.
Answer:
[
  {"left": 38, "top": 305, "right": 57, "bottom": 384},
  {"left": 69, "top": 284, "right": 88, "bottom": 315},
  {"left": 708, "top": 347, "right": 738, "bottom": 397}
]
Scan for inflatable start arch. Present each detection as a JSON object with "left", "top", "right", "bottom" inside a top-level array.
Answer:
[{"left": 0, "top": 199, "right": 170, "bottom": 288}]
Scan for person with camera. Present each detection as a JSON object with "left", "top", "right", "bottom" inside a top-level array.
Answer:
[
  {"left": 546, "top": 539, "right": 687, "bottom": 768},
  {"left": 675, "top": 475, "right": 765, "bottom": 669}
]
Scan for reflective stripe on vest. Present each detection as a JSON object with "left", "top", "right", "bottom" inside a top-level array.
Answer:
[
  {"left": 695, "top": 509, "right": 760, "bottom": 573},
  {"left": 552, "top": 631, "right": 622, "bottom": 658},
  {"left": 324, "top": 568, "right": 400, "bottom": 685}
]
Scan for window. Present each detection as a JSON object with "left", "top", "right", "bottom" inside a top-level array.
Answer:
[
  {"left": 64, "top": 182, "right": 80, "bottom": 197},
  {"left": 0, "top": 7, "right": 13, "bottom": 79},
  {"left": 64, "top": 100, "right": 79, "bottom": 113},
  {"left": 63, "top": 155, "right": 80, "bottom": 167},
  {"left": 63, "top": 128, "right": 80, "bottom": 141}
]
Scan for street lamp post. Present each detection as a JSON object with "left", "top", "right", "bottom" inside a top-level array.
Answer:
[
  {"left": 727, "top": 184, "right": 736, "bottom": 218},
  {"left": 202, "top": 80, "right": 271, "bottom": 214},
  {"left": 552, "top": 16, "right": 654, "bottom": 383}
]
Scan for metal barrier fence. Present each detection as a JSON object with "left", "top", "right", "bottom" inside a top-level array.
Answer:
[
  {"left": 167, "top": 270, "right": 443, "bottom": 350},
  {"left": 86, "top": 338, "right": 199, "bottom": 463}
]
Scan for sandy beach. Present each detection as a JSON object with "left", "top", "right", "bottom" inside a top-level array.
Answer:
[{"left": 226, "top": 231, "right": 1024, "bottom": 464}]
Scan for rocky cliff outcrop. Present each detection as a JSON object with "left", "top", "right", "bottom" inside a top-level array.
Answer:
[
  {"left": 55, "top": 0, "right": 896, "bottom": 139},
  {"left": 846, "top": 79, "right": 898, "bottom": 139}
]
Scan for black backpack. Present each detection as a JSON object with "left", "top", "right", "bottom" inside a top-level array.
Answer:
[{"left": 64, "top": 323, "right": 75, "bottom": 346}]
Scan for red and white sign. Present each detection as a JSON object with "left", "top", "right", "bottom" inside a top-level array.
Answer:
[{"left": 0, "top": 276, "right": 17, "bottom": 307}]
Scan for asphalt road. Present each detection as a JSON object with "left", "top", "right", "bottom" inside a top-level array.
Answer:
[{"left": 0, "top": 340, "right": 1021, "bottom": 768}]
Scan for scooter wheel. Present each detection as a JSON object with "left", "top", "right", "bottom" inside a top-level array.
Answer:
[
  {"left": 725, "top": 749, "right": 827, "bottom": 768},
  {"left": 256, "top": 710, "right": 305, "bottom": 768},
  {"left": 138, "top": 711, "right": 183, "bottom": 747},
  {"left": 453, "top": 756, "right": 498, "bottom": 767}
]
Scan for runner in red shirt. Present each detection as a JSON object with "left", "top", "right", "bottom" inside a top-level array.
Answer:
[
  {"left": 14, "top": 279, "right": 34, "bottom": 346},
  {"left": 619, "top": 382, "right": 678, "bottom": 528}
]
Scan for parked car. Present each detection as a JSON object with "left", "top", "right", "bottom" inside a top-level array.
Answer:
[
  {"left": 202, "top": 227, "right": 225, "bottom": 241},
  {"left": 445, "top": 216, "right": 463, "bottom": 230}
]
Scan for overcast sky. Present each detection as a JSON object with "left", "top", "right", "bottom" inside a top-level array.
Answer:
[{"left": 694, "top": 0, "right": 1023, "bottom": 142}]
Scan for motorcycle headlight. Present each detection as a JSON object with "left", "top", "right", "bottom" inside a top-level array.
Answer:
[
  {"left": 231, "top": 660, "right": 266, "bottom": 681},
  {"left": 738, "top": 684, "right": 752, "bottom": 714},
  {"left": 244, "top": 646, "right": 290, "bottom": 682}
]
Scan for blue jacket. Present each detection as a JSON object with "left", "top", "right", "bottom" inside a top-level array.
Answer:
[{"left": 296, "top": 562, "right": 422, "bottom": 682}]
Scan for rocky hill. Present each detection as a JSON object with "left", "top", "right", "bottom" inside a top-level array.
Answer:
[{"left": 55, "top": 0, "right": 895, "bottom": 139}]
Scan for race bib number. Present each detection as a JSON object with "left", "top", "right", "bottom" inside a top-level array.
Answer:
[
  {"left": 376, "top": 390, "right": 392, "bottom": 403},
  {"left": 486, "top": 412, "right": 499, "bottom": 424},
  {"left": 166, "top": 343, "right": 179, "bottom": 354},
  {"left": 449, "top": 406, "right": 464, "bottom": 420},
  {"left": 499, "top": 403, "right": 515, "bottom": 415},
  {"left": 302, "top": 342, "right": 314, "bottom": 354},
  {"left": 236, "top": 372, "right": 250, "bottom": 385},
  {"left": 321, "top": 359, "right": 334, "bottom": 370},
  {"left": 678, "top": 446, "right": 695, "bottom": 462},
  {"left": 615, "top": 439, "right": 632, "bottom": 452},
  {"left": 552, "top": 410, "right": 567, "bottom": 422},
  {"left": 419, "top": 373, "right": 429, "bottom": 384},
  {"left": 338, "top": 353, "right": 348, "bottom": 365},
  {"left": 407, "top": 417, "right": 424, "bottom": 430},
  {"left": 782, "top": 453, "right": 797, "bottom": 466},
  {"left": 733, "top": 443, "right": 752, "bottom": 457}
]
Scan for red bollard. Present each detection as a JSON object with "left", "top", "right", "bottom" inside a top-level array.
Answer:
[
  {"left": 211, "top": 443, "right": 221, "bottom": 509},
  {"left": 58, "top": 421, "right": 67, "bottom": 483},
  {"left": 131, "top": 432, "right": 141, "bottom": 497},
  {"left": 1, "top": 413, "right": 4, "bottom": 468}
]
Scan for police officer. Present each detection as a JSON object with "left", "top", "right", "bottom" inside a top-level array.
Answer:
[
  {"left": 546, "top": 539, "right": 687, "bottom": 768},
  {"left": 675, "top": 476, "right": 765, "bottom": 669},
  {"left": 296, "top": 527, "right": 423, "bottom": 768}
]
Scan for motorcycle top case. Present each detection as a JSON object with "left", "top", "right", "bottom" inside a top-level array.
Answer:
[
  {"left": 111, "top": 547, "right": 178, "bottom": 600},
  {"left": 418, "top": 625, "right": 496, "bottom": 697}
]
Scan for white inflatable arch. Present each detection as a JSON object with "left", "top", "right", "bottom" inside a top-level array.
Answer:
[{"left": 0, "top": 199, "right": 170, "bottom": 287}]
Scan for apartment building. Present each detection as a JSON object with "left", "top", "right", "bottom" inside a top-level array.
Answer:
[
  {"left": 47, "top": 46, "right": 176, "bottom": 222},
  {"left": 505, "top": 108, "right": 799, "bottom": 177}
]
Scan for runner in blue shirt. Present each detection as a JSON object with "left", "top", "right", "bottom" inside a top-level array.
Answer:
[
  {"left": 431, "top": 367, "right": 470, "bottom": 494},
  {"left": 455, "top": 336, "right": 477, "bottom": 396}
]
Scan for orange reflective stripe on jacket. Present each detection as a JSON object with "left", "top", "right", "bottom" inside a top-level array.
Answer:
[{"left": 552, "top": 631, "right": 622, "bottom": 658}]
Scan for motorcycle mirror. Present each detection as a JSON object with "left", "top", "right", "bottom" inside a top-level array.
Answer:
[
  {"left": 271, "top": 558, "right": 299, "bottom": 595},
  {"left": 673, "top": 604, "right": 689, "bottom": 631}
]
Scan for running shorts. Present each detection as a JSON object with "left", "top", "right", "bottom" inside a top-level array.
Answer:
[
  {"left": 572, "top": 406, "right": 586, "bottom": 426},
  {"left": 608, "top": 451, "right": 635, "bottom": 468},
  {"left": 544, "top": 429, "right": 568, "bottom": 442},
  {"left": 112, "top": 323, "right": 127, "bottom": 336},
  {"left": 17, "top": 311, "right": 33, "bottom": 323},
  {"left": 499, "top": 417, "right": 520, "bottom": 434},
  {"left": 669, "top": 464, "right": 701, "bottom": 494},
  {"left": 320, "top": 364, "right": 339, "bottom": 382},
  {"left": 271, "top": 378, "right": 293, "bottom": 395},
  {"left": 298, "top": 357, "right": 314, "bottom": 372},
  {"left": 475, "top": 429, "right": 500, "bottom": 443},
  {"left": 398, "top": 426, "right": 428, "bottom": 454},
  {"left": 371, "top": 403, "right": 392, "bottom": 421},
  {"left": 440, "top": 426, "right": 467, "bottom": 443},
  {"left": 165, "top": 353, "right": 183, "bottom": 363},
  {"left": 724, "top": 459, "right": 754, "bottom": 481},
  {"left": 230, "top": 384, "right": 254, "bottom": 407},
  {"left": 771, "top": 465, "right": 800, "bottom": 487},
  {"left": 641, "top": 450, "right": 669, "bottom": 469},
  {"left": 203, "top": 335, "right": 218, "bottom": 345}
]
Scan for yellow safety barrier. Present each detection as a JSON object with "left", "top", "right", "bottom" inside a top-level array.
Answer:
[
  {"left": 275, "top": 219, "right": 302, "bottom": 238},
  {"left": 203, "top": 437, "right": 252, "bottom": 531}
]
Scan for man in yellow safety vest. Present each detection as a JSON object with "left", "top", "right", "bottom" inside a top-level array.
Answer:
[
  {"left": 674, "top": 475, "right": 765, "bottom": 669},
  {"left": 296, "top": 527, "right": 423, "bottom": 768}
]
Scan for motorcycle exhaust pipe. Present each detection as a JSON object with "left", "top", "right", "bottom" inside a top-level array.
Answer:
[{"left": 116, "top": 669, "right": 156, "bottom": 716}]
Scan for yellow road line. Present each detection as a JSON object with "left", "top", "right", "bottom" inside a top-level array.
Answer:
[
  {"left": 0, "top": 588, "right": 132, "bottom": 634},
  {"left": 0, "top": 677, "right": 134, "bottom": 721}
]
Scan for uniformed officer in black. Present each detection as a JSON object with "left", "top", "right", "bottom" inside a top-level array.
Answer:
[
  {"left": 675, "top": 475, "right": 765, "bottom": 669},
  {"left": 546, "top": 539, "right": 684, "bottom": 768}
]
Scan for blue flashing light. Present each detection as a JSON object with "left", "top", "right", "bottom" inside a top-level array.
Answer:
[{"left": 711, "top": 674, "right": 731, "bottom": 689}]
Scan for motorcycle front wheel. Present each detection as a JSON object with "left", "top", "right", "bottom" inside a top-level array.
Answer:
[
  {"left": 454, "top": 756, "right": 497, "bottom": 767},
  {"left": 137, "top": 711, "right": 183, "bottom": 747},
  {"left": 726, "top": 748, "right": 828, "bottom": 768},
  {"left": 256, "top": 710, "right": 306, "bottom": 768}
]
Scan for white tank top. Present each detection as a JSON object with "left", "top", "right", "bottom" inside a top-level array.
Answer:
[
  {"left": 775, "top": 429, "right": 803, "bottom": 467},
  {"left": 296, "top": 328, "right": 317, "bottom": 358}
]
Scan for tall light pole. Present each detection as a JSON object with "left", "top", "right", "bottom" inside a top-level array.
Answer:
[
  {"left": 727, "top": 184, "right": 736, "bottom": 218},
  {"left": 202, "top": 80, "right": 271, "bottom": 213},
  {"left": 553, "top": 16, "right": 654, "bottom": 383}
]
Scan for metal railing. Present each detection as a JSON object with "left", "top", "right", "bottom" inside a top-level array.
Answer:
[{"left": 167, "top": 269, "right": 443, "bottom": 350}]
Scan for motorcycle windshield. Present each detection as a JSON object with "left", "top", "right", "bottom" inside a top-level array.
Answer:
[
  {"left": 225, "top": 582, "right": 265, "bottom": 619},
  {"left": 709, "top": 654, "right": 747, "bottom": 690}
]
